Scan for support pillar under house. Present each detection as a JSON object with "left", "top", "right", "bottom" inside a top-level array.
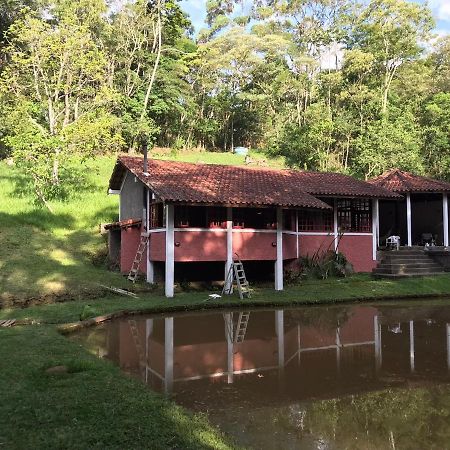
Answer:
[
  {"left": 275, "top": 207, "right": 283, "bottom": 291},
  {"left": 165, "top": 204, "right": 174, "bottom": 298}
]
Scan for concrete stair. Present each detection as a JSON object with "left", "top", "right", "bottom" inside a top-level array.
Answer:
[{"left": 373, "top": 247, "right": 445, "bottom": 278}]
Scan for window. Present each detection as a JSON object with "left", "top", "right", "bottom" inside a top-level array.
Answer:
[
  {"left": 173, "top": 205, "right": 227, "bottom": 228},
  {"left": 232, "top": 208, "right": 276, "bottom": 229},
  {"left": 298, "top": 209, "right": 333, "bottom": 232},
  {"left": 283, "top": 210, "right": 296, "bottom": 231},
  {"left": 337, "top": 199, "right": 372, "bottom": 232},
  {"left": 207, "top": 207, "right": 227, "bottom": 229},
  {"left": 149, "top": 203, "right": 164, "bottom": 228}
]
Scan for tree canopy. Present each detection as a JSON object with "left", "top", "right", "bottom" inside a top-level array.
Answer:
[{"left": 0, "top": 0, "right": 449, "bottom": 206}]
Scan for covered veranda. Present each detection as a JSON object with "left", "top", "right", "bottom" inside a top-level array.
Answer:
[{"left": 370, "top": 169, "right": 450, "bottom": 247}]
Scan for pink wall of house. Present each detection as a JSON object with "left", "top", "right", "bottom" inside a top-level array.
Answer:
[
  {"left": 283, "top": 233, "right": 297, "bottom": 260},
  {"left": 299, "top": 234, "right": 335, "bottom": 258},
  {"left": 174, "top": 231, "right": 227, "bottom": 262},
  {"left": 120, "top": 227, "right": 147, "bottom": 274},
  {"left": 338, "top": 235, "right": 376, "bottom": 273},
  {"left": 149, "top": 232, "right": 165, "bottom": 261},
  {"left": 233, "top": 232, "right": 277, "bottom": 260},
  {"left": 121, "top": 229, "right": 375, "bottom": 273},
  {"left": 298, "top": 233, "right": 375, "bottom": 273}
]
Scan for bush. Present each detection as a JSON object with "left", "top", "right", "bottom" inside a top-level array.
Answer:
[{"left": 285, "top": 251, "right": 354, "bottom": 283}]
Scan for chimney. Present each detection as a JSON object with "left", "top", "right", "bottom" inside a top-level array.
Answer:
[{"left": 143, "top": 141, "right": 149, "bottom": 175}]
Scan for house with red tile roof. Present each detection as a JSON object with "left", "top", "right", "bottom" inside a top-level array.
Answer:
[{"left": 108, "top": 156, "right": 399, "bottom": 297}]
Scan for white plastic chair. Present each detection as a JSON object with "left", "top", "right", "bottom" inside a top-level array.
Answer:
[{"left": 386, "top": 235, "right": 400, "bottom": 251}]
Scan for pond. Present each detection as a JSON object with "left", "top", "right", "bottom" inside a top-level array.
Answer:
[{"left": 70, "top": 303, "right": 450, "bottom": 449}]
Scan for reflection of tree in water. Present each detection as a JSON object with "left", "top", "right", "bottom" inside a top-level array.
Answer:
[
  {"left": 299, "top": 386, "right": 450, "bottom": 448},
  {"left": 215, "top": 386, "right": 450, "bottom": 449},
  {"left": 285, "top": 306, "right": 352, "bottom": 331}
]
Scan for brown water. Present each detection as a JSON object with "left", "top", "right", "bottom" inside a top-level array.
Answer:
[{"left": 70, "top": 303, "right": 450, "bottom": 449}]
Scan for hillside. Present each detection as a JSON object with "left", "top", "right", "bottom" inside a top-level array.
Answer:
[{"left": 0, "top": 150, "right": 283, "bottom": 305}]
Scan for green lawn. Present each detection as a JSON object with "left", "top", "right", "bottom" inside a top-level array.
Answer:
[{"left": 0, "top": 324, "right": 235, "bottom": 450}]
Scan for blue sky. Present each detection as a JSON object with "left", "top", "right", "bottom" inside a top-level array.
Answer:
[{"left": 180, "top": 0, "right": 450, "bottom": 36}]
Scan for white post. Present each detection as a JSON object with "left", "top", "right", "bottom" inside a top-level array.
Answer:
[
  {"left": 164, "top": 317, "right": 174, "bottom": 393},
  {"left": 372, "top": 199, "right": 379, "bottom": 261},
  {"left": 146, "top": 189, "right": 155, "bottom": 283},
  {"left": 295, "top": 209, "right": 299, "bottom": 259},
  {"left": 225, "top": 207, "right": 233, "bottom": 292},
  {"left": 275, "top": 310, "right": 284, "bottom": 368},
  {"left": 333, "top": 198, "right": 338, "bottom": 252},
  {"left": 406, "top": 193, "right": 412, "bottom": 247},
  {"left": 447, "top": 324, "right": 450, "bottom": 372},
  {"left": 443, "top": 193, "right": 449, "bottom": 247},
  {"left": 275, "top": 207, "right": 283, "bottom": 291},
  {"left": 224, "top": 313, "right": 234, "bottom": 384},
  {"left": 409, "top": 320, "right": 415, "bottom": 373},
  {"left": 165, "top": 204, "right": 175, "bottom": 298},
  {"left": 374, "top": 315, "right": 382, "bottom": 373}
]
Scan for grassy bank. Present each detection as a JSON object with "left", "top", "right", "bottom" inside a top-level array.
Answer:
[
  {"left": 0, "top": 324, "right": 234, "bottom": 450},
  {"left": 2, "top": 274, "right": 450, "bottom": 325}
]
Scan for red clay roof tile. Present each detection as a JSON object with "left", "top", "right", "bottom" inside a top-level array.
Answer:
[
  {"left": 110, "top": 157, "right": 399, "bottom": 208},
  {"left": 369, "top": 169, "right": 450, "bottom": 193}
]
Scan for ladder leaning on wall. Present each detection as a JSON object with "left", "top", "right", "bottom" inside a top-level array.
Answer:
[
  {"left": 128, "top": 234, "right": 149, "bottom": 282},
  {"left": 222, "top": 255, "right": 251, "bottom": 299}
]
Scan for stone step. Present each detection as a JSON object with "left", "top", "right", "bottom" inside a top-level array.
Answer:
[
  {"left": 380, "top": 256, "right": 433, "bottom": 263},
  {"left": 376, "top": 262, "right": 442, "bottom": 270},
  {"left": 373, "top": 272, "right": 447, "bottom": 279},
  {"left": 380, "top": 251, "right": 427, "bottom": 257},
  {"left": 373, "top": 267, "right": 444, "bottom": 275}
]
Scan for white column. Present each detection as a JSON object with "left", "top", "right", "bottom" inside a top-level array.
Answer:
[
  {"left": 406, "top": 193, "right": 412, "bottom": 247},
  {"left": 146, "top": 190, "right": 155, "bottom": 283},
  {"left": 447, "top": 324, "right": 450, "bottom": 372},
  {"left": 225, "top": 207, "right": 233, "bottom": 292},
  {"left": 443, "top": 193, "right": 449, "bottom": 247},
  {"left": 333, "top": 198, "right": 338, "bottom": 252},
  {"left": 409, "top": 320, "right": 415, "bottom": 373},
  {"left": 275, "top": 207, "right": 283, "bottom": 291},
  {"left": 374, "top": 315, "right": 382, "bottom": 373},
  {"left": 295, "top": 209, "right": 299, "bottom": 259},
  {"left": 275, "top": 310, "right": 284, "bottom": 368},
  {"left": 224, "top": 313, "right": 234, "bottom": 384},
  {"left": 165, "top": 204, "right": 175, "bottom": 298},
  {"left": 372, "top": 199, "right": 379, "bottom": 261},
  {"left": 164, "top": 317, "right": 174, "bottom": 393}
]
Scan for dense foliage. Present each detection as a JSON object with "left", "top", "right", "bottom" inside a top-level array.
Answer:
[{"left": 0, "top": 0, "right": 449, "bottom": 206}]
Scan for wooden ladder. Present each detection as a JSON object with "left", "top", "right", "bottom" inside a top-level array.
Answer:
[
  {"left": 234, "top": 312, "right": 251, "bottom": 343},
  {"left": 222, "top": 257, "right": 251, "bottom": 299},
  {"left": 128, "top": 234, "right": 149, "bottom": 282}
]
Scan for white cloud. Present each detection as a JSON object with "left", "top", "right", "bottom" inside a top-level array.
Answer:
[{"left": 431, "top": 0, "right": 450, "bottom": 22}]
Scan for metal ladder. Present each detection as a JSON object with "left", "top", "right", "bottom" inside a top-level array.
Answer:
[
  {"left": 222, "top": 256, "right": 251, "bottom": 299},
  {"left": 128, "top": 234, "right": 149, "bottom": 282},
  {"left": 128, "top": 319, "right": 146, "bottom": 376},
  {"left": 234, "top": 312, "right": 251, "bottom": 343}
]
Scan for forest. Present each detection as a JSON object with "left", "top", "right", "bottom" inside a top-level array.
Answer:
[{"left": 0, "top": 0, "right": 449, "bottom": 206}]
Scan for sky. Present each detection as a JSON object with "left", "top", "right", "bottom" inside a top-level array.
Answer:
[{"left": 180, "top": 0, "right": 450, "bottom": 36}]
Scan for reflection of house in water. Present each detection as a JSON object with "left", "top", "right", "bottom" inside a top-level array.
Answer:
[{"left": 95, "top": 306, "right": 450, "bottom": 400}]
